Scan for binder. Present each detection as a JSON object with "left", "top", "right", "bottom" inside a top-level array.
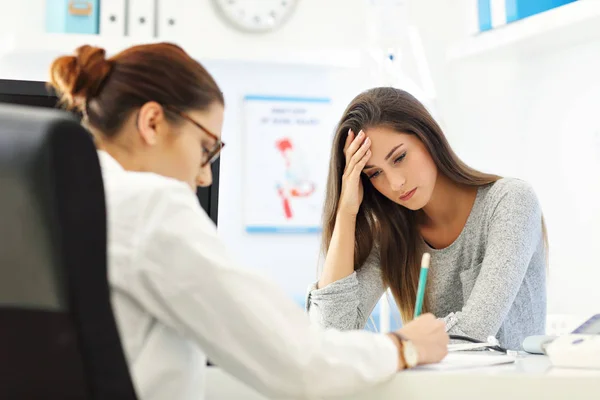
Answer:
[
  {"left": 490, "top": 0, "right": 507, "bottom": 28},
  {"left": 100, "top": 0, "right": 127, "bottom": 36},
  {"left": 128, "top": 0, "right": 156, "bottom": 38},
  {"left": 157, "top": 0, "right": 184, "bottom": 40},
  {"left": 46, "top": 0, "right": 100, "bottom": 34}
]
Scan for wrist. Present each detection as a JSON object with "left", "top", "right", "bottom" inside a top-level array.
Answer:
[
  {"left": 386, "top": 333, "right": 407, "bottom": 371},
  {"left": 336, "top": 208, "right": 358, "bottom": 221},
  {"left": 390, "top": 331, "right": 419, "bottom": 369}
]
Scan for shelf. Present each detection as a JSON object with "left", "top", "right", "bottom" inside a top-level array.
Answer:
[
  {"left": 0, "top": 32, "right": 362, "bottom": 70},
  {"left": 447, "top": 0, "right": 600, "bottom": 61}
]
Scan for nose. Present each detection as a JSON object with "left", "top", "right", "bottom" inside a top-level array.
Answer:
[
  {"left": 389, "top": 174, "right": 406, "bottom": 192},
  {"left": 196, "top": 166, "right": 213, "bottom": 188}
]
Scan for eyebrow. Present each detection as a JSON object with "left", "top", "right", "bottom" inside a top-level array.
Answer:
[{"left": 363, "top": 144, "right": 404, "bottom": 170}]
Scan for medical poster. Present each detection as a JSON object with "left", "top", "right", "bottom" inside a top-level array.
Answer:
[{"left": 243, "top": 95, "right": 332, "bottom": 233}]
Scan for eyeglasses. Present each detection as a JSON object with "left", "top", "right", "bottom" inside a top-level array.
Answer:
[{"left": 164, "top": 105, "right": 225, "bottom": 168}]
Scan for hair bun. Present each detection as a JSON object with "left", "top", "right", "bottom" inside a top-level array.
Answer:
[{"left": 48, "top": 45, "right": 113, "bottom": 111}]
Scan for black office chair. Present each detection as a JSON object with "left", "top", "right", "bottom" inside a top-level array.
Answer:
[{"left": 0, "top": 104, "right": 138, "bottom": 399}]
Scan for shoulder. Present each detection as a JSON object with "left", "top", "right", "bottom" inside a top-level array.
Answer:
[
  {"left": 488, "top": 177, "right": 535, "bottom": 196},
  {"left": 485, "top": 178, "right": 538, "bottom": 206},
  {"left": 103, "top": 168, "right": 214, "bottom": 232},
  {"left": 105, "top": 167, "right": 191, "bottom": 203},
  {"left": 481, "top": 178, "right": 541, "bottom": 221}
]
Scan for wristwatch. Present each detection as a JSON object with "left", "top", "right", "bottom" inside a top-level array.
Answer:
[{"left": 391, "top": 332, "right": 419, "bottom": 369}]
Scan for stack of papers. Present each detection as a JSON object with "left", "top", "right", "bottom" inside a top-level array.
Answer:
[
  {"left": 448, "top": 342, "right": 498, "bottom": 352},
  {"left": 414, "top": 352, "right": 516, "bottom": 371}
]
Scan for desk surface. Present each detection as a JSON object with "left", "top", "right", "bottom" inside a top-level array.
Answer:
[{"left": 206, "top": 354, "right": 600, "bottom": 400}]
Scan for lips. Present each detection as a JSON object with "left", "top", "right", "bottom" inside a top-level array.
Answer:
[{"left": 399, "top": 188, "right": 417, "bottom": 202}]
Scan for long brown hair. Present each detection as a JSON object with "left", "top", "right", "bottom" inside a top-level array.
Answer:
[
  {"left": 48, "top": 43, "right": 224, "bottom": 135},
  {"left": 322, "top": 87, "right": 502, "bottom": 322}
]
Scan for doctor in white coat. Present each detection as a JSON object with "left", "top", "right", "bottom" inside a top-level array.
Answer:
[{"left": 48, "top": 43, "right": 448, "bottom": 400}]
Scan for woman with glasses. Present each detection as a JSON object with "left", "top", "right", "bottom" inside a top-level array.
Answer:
[{"left": 48, "top": 43, "right": 448, "bottom": 400}]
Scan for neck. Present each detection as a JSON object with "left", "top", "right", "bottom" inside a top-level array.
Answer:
[
  {"left": 96, "top": 136, "right": 145, "bottom": 173},
  {"left": 419, "top": 175, "right": 478, "bottom": 227}
]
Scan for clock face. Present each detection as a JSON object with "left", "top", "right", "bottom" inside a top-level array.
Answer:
[{"left": 212, "top": 0, "right": 299, "bottom": 33}]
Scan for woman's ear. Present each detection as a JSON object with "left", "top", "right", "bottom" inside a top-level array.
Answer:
[{"left": 137, "top": 101, "right": 166, "bottom": 146}]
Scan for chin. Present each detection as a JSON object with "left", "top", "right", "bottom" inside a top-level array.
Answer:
[
  {"left": 394, "top": 192, "right": 429, "bottom": 211},
  {"left": 398, "top": 202, "right": 424, "bottom": 211}
]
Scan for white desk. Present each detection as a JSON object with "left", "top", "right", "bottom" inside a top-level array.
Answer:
[{"left": 206, "top": 354, "right": 600, "bottom": 399}]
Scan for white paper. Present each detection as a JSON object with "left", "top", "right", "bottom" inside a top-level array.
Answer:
[
  {"left": 448, "top": 342, "right": 496, "bottom": 352},
  {"left": 415, "top": 353, "right": 516, "bottom": 371}
]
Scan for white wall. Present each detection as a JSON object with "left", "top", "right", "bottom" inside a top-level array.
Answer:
[
  {"left": 0, "top": 1, "right": 28, "bottom": 34},
  {"left": 445, "top": 42, "right": 600, "bottom": 317}
]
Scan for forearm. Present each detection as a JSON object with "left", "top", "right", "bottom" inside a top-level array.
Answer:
[
  {"left": 318, "top": 212, "right": 357, "bottom": 288},
  {"left": 307, "top": 273, "right": 366, "bottom": 330}
]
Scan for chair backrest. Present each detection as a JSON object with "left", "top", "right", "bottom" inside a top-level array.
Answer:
[{"left": 0, "top": 104, "right": 137, "bottom": 400}]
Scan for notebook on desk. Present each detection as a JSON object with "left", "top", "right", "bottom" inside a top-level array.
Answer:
[
  {"left": 414, "top": 352, "right": 516, "bottom": 371},
  {"left": 448, "top": 342, "right": 498, "bottom": 352}
]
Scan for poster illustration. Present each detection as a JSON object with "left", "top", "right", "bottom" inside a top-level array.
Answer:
[{"left": 243, "top": 95, "right": 332, "bottom": 233}]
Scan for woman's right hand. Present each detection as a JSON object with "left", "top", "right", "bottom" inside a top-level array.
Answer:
[{"left": 337, "top": 129, "right": 371, "bottom": 217}]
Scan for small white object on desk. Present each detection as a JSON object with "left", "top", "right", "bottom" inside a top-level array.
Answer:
[
  {"left": 522, "top": 334, "right": 557, "bottom": 354},
  {"left": 547, "top": 334, "right": 600, "bottom": 370}
]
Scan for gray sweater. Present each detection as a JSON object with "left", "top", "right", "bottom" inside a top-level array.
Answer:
[{"left": 306, "top": 178, "right": 547, "bottom": 350}]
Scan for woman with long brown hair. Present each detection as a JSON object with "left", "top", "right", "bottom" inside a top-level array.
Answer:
[{"left": 307, "top": 87, "right": 547, "bottom": 350}]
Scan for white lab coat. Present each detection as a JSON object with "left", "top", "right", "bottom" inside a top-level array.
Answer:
[{"left": 98, "top": 151, "right": 397, "bottom": 400}]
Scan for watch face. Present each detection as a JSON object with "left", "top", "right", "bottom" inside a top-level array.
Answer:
[
  {"left": 212, "top": 0, "right": 299, "bottom": 33},
  {"left": 404, "top": 341, "right": 419, "bottom": 367}
]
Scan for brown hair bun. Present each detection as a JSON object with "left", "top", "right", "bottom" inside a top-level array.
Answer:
[{"left": 49, "top": 45, "right": 113, "bottom": 112}]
